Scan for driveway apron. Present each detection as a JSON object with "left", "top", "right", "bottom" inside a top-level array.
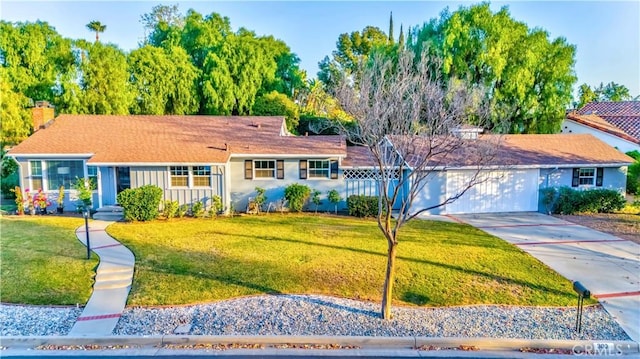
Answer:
[
  {"left": 453, "top": 212, "right": 640, "bottom": 342},
  {"left": 68, "top": 220, "right": 134, "bottom": 336}
]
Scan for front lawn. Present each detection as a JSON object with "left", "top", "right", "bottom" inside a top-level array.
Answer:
[
  {"left": 107, "top": 214, "right": 578, "bottom": 307},
  {"left": 0, "top": 216, "right": 98, "bottom": 304}
]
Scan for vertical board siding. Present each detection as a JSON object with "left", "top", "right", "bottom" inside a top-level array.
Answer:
[{"left": 130, "top": 166, "right": 224, "bottom": 209}]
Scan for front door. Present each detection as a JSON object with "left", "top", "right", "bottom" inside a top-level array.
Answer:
[
  {"left": 100, "top": 167, "right": 117, "bottom": 206},
  {"left": 116, "top": 167, "right": 130, "bottom": 194}
]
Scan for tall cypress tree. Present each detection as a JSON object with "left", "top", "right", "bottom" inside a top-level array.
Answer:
[{"left": 388, "top": 12, "right": 394, "bottom": 44}]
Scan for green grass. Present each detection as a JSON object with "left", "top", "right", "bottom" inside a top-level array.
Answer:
[
  {"left": 1, "top": 216, "right": 98, "bottom": 305},
  {"left": 106, "top": 214, "right": 580, "bottom": 307}
]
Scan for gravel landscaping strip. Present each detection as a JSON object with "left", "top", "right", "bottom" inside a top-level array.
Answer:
[
  {"left": 1, "top": 295, "right": 631, "bottom": 340},
  {"left": 0, "top": 305, "right": 82, "bottom": 336}
]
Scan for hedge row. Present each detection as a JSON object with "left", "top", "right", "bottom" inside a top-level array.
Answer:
[{"left": 541, "top": 187, "right": 626, "bottom": 214}]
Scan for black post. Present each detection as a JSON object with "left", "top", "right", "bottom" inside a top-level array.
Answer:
[
  {"left": 576, "top": 294, "right": 584, "bottom": 333},
  {"left": 84, "top": 208, "right": 91, "bottom": 260},
  {"left": 573, "top": 281, "right": 590, "bottom": 334}
]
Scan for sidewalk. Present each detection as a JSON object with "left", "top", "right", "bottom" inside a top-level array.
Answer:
[
  {"left": 454, "top": 212, "right": 640, "bottom": 343},
  {"left": 67, "top": 220, "right": 134, "bottom": 336}
]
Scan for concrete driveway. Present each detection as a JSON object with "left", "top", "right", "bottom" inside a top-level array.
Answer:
[{"left": 452, "top": 212, "right": 640, "bottom": 343}]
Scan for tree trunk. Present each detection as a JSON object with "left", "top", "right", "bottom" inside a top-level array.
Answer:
[{"left": 381, "top": 240, "right": 397, "bottom": 319}]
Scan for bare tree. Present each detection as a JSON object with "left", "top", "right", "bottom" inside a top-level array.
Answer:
[{"left": 335, "top": 49, "right": 503, "bottom": 319}]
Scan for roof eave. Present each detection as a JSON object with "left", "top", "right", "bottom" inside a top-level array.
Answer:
[
  {"left": 8, "top": 153, "right": 94, "bottom": 159},
  {"left": 230, "top": 153, "right": 346, "bottom": 159}
]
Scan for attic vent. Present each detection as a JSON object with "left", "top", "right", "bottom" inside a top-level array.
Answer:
[{"left": 252, "top": 122, "right": 262, "bottom": 129}]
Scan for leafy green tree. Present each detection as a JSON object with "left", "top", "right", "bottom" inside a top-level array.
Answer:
[
  {"left": 318, "top": 25, "right": 389, "bottom": 91},
  {"left": 0, "top": 70, "right": 32, "bottom": 146},
  {"left": 252, "top": 91, "right": 299, "bottom": 133},
  {"left": 86, "top": 21, "right": 106, "bottom": 43},
  {"left": 180, "top": 10, "right": 231, "bottom": 69},
  {"left": 259, "top": 36, "right": 307, "bottom": 98},
  {"left": 80, "top": 42, "right": 133, "bottom": 114},
  {"left": 576, "top": 82, "right": 633, "bottom": 108},
  {"left": 0, "top": 20, "right": 75, "bottom": 104},
  {"left": 576, "top": 83, "right": 597, "bottom": 109},
  {"left": 201, "top": 49, "right": 235, "bottom": 114},
  {"left": 601, "top": 82, "right": 632, "bottom": 102},
  {"left": 127, "top": 45, "right": 199, "bottom": 115},
  {"left": 408, "top": 3, "right": 576, "bottom": 133},
  {"left": 200, "top": 29, "right": 277, "bottom": 115},
  {"left": 128, "top": 45, "right": 173, "bottom": 114},
  {"left": 164, "top": 46, "right": 200, "bottom": 115},
  {"left": 140, "top": 3, "right": 184, "bottom": 47}
]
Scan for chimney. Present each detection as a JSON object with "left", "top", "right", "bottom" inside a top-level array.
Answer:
[
  {"left": 31, "top": 101, "right": 55, "bottom": 131},
  {"left": 225, "top": 143, "right": 230, "bottom": 151}
]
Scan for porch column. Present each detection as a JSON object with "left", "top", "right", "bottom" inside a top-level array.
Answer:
[
  {"left": 224, "top": 162, "right": 231, "bottom": 214},
  {"left": 97, "top": 167, "right": 103, "bottom": 208}
]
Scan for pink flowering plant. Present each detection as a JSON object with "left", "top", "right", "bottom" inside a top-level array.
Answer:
[{"left": 33, "top": 188, "right": 51, "bottom": 210}]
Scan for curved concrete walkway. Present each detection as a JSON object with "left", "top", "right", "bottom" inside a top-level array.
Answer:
[{"left": 68, "top": 220, "right": 134, "bottom": 336}]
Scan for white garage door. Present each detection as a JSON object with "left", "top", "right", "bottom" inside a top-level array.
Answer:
[{"left": 445, "top": 169, "right": 539, "bottom": 214}]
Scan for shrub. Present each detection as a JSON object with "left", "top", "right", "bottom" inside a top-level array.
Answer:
[
  {"left": 163, "top": 200, "right": 179, "bottom": 219},
  {"left": 117, "top": 185, "right": 163, "bottom": 221},
  {"left": 543, "top": 187, "right": 626, "bottom": 214},
  {"left": 327, "top": 189, "right": 342, "bottom": 215},
  {"left": 539, "top": 187, "right": 557, "bottom": 214},
  {"left": 254, "top": 187, "right": 267, "bottom": 213},
  {"left": 208, "top": 195, "right": 223, "bottom": 218},
  {"left": 626, "top": 151, "right": 640, "bottom": 194},
  {"left": 73, "top": 177, "right": 96, "bottom": 206},
  {"left": 311, "top": 189, "right": 321, "bottom": 213},
  {"left": 284, "top": 183, "right": 311, "bottom": 212},
  {"left": 191, "top": 201, "right": 204, "bottom": 218},
  {"left": 177, "top": 204, "right": 188, "bottom": 218},
  {"left": 347, "top": 195, "right": 379, "bottom": 218},
  {"left": 582, "top": 189, "right": 627, "bottom": 213}
]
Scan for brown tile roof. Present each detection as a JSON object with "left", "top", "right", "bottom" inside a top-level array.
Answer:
[
  {"left": 8, "top": 115, "right": 346, "bottom": 164},
  {"left": 387, "top": 134, "right": 634, "bottom": 169},
  {"left": 573, "top": 101, "right": 640, "bottom": 142},
  {"left": 577, "top": 101, "right": 640, "bottom": 116},
  {"left": 565, "top": 113, "right": 638, "bottom": 144}
]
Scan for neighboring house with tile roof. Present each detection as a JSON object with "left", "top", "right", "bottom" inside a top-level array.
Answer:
[
  {"left": 561, "top": 101, "right": 640, "bottom": 153},
  {"left": 7, "top": 114, "right": 634, "bottom": 215}
]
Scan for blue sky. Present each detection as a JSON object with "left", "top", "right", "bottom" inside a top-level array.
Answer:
[{"left": 2, "top": 1, "right": 639, "bottom": 98}]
